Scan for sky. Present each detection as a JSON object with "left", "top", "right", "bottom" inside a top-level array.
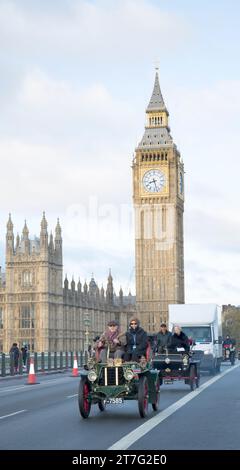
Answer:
[{"left": 0, "top": 0, "right": 240, "bottom": 304}]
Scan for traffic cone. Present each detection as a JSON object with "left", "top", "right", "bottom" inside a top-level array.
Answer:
[
  {"left": 26, "top": 358, "right": 38, "bottom": 385},
  {"left": 72, "top": 355, "right": 79, "bottom": 377}
]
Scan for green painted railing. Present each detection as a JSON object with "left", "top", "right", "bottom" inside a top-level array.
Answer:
[{"left": 0, "top": 351, "right": 88, "bottom": 377}]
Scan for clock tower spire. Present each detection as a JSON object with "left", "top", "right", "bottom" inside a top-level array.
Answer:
[{"left": 133, "top": 71, "right": 185, "bottom": 331}]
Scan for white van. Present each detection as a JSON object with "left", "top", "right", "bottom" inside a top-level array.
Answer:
[{"left": 168, "top": 304, "right": 223, "bottom": 374}]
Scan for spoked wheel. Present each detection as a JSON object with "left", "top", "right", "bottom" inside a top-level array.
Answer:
[
  {"left": 98, "top": 400, "right": 106, "bottom": 412},
  {"left": 189, "top": 365, "right": 196, "bottom": 391},
  {"left": 138, "top": 376, "right": 149, "bottom": 418},
  {"left": 152, "top": 377, "right": 160, "bottom": 411},
  {"left": 78, "top": 376, "right": 91, "bottom": 419}
]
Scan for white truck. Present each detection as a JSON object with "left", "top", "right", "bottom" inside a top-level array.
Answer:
[{"left": 168, "top": 303, "right": 223, "bottom": 374}]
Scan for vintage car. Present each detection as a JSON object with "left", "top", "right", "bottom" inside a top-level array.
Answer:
[
  {"left": 152, "top": 350, "right": 201, "bottom": 390},
  {"left": 78, "top": 355, "right": 160, "bottom": 419}
]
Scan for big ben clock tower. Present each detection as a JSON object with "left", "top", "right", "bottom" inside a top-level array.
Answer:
[{"left": 133, "top": 70, "right": 185, "bottom": 331}]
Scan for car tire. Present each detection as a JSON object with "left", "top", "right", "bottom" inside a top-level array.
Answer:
[
  {"left": 78, "top": 376, "right": 91, "bottom": 419},
  {"left": 138, "top": 375, "right": 149, "bottom": 418},
  {"left": 189, "top": 365, "right": 196, "bottom": 391},
  {"left": 98, "top": 400, "right": 106, "bottom": 412},
  {"left": 196, "top": 369, "right": 200, "bottom": 388},
  {"left": 152, "top": 377, "right": 160, "bottom": 411}
]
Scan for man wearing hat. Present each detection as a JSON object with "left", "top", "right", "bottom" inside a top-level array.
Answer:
[
  {"left": 156, "top": 323, "right": 172, "bottom": 353},
  {"left": 97, "top": 320, "right": 126, "bottom": 362}
]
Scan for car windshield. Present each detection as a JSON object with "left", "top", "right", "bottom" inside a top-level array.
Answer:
[{"left": 182, "top": 326, "right": 212, "bottom": 343}]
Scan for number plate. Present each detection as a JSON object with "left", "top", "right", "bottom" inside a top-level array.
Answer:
[{"left": 106, "top": 398, "right": 123, "bottom": 404}]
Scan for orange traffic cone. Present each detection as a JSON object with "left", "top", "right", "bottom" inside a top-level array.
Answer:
[
  {"left": 72, "top": 355, "right": 79, "bottom": 377},
  {"left": 26, "top": 358, "right": 38, "bottom": 385}
]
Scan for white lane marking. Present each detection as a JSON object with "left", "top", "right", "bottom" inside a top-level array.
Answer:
[
  {"left": 0, "top": 376, "right": 74, "bottom": 395},
  {"left": 0, "top": 386, "right": 27, "bottom": 393},
  {"left": 0, "top": 410, "right": 27, "bottom": 420},
  {"left": 109, "top": 363, "right": 240, "bottom": 450},
  {"left": 67, "top": 394, "right": 78, "bottom": 399}
]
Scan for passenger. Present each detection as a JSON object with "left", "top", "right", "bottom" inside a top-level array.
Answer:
[
  {"left": 125, "top": 317, "right": 148, "bottom": 362},
  {"left": 169, "top": 325, "right": 190, "bottom": 353},
  {"left": 156, "top": 322, "right": 172, "bottom": 353},
  {"left": 97, "top": 320, "right": 126, "bottom": 362}
]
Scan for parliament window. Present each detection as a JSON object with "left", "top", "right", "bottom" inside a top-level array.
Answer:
[
  {"left": 22, "top": 271, "right": 32, "bottom": 286},
  {"left": 19, "top": 305, "right": 35, "bottom": 329}
]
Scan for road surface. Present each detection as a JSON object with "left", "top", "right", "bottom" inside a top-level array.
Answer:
[{"left": 0, "top": 362, "right": 239, "bottom": 450}]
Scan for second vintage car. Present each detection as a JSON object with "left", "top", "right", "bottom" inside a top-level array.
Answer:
[{"left": 152, "top": 350, "right": 202, "bottom": 390}]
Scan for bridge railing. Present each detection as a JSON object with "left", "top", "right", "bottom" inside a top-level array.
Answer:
[{"left": 0, "top": 351, "right": 88, "bottom": 377}]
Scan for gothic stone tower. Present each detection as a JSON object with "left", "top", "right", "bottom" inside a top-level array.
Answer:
[
  {"left": 4, "top": 213, "right": 63, "bottom": 352},
  {"left": 132, "top": 71, "right": 184, "bottom": 332}
]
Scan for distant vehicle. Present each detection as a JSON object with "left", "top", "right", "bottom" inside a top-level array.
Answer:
[
  {"left": 168, "top": 304, "right": 223, "bottom": 375},
  {"left": 152, "top": 349, "right": 201, "bottom": 390},
  {"left": 222, "top": 341, "right": 236, "bottom": 365}
]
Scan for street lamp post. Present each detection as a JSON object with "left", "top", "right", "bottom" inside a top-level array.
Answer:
[{"left": 84, "top": 313, "right": 91, "bottom": 354}]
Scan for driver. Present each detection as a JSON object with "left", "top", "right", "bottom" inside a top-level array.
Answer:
[
  {"left": 223, "top": 335, "right": 236, "bottom": 347},
  {"left": 169, "top": 325, "right": 190, "bottom": 353},
  {"left": 97, "top": 320, "right": 126, "bottom": 362},
  {"left": 156, "top": 322, "right": 172, "bottom": 353}
]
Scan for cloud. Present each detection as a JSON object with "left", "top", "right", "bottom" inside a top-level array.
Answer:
[
  {"left": 0, "top": 67, "right": 137, "bottom": 214},
  {"left": 1, "top": 69, "right": 136, "bottom": 144},
  {"left": 185, "top": 258, "right": 240, "bottom": 305},
  {"left": 0, "top": 0, "right": 188, "bottom": 65},
  {"left": 185, "top": 209, "right": 240, "bottom": 254}
]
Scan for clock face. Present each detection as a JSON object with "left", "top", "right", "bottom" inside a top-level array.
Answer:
[{"left": 142, "top": 169, "right": 165, "bottom": 193}]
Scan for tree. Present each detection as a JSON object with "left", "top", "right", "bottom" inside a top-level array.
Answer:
[{"left": 222, "top": 305, "right": 240, "bottom": 347}]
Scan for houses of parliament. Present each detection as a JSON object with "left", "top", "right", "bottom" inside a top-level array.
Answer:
[{"left": 0, "top": 71, "right": 185, "bottom": 352}]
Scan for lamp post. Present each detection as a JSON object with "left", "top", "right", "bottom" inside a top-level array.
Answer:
[{"left": 84, "top": 313, "right": 91, "bottom": 354}]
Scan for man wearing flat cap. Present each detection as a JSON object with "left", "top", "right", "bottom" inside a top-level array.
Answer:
[
  {"left": 156, "top": 322, "right": 172, "bottom": 353},
  {"left": 97, "top": 320, "right": 127, "bottom": 362}
]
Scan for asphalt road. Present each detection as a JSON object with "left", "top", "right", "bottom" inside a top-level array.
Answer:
[{"left": 0, "top": 362, "right": 239, "bottom": 450}]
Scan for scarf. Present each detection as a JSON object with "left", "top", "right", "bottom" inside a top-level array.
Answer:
[{"left": 104, "top": 327, "right": 120, "bottom": 344}]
